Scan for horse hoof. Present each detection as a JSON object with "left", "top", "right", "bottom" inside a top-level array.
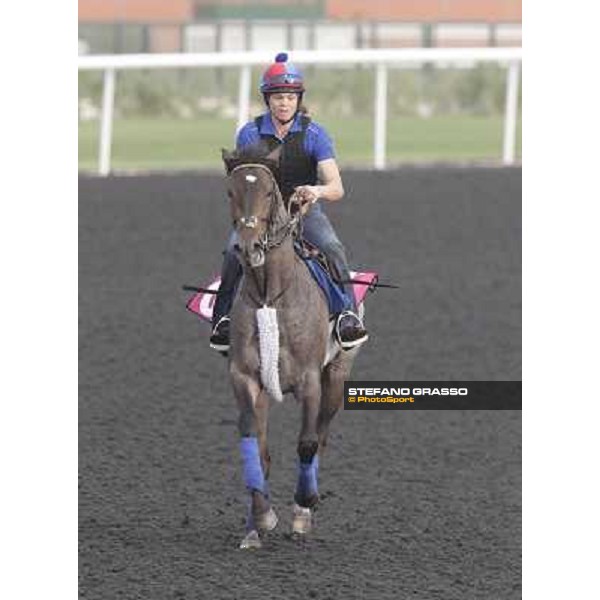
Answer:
[
  {"left": 239, "top": 530, "right": 262, "bottom": 549},
  {"left": 256, "top": 507, "right": 278, "bottom": 532},
  {"left": 292, "top": 503, "right": 312, "bottom": 535}
]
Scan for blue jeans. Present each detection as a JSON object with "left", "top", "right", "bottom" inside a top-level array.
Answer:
[{"left": 212, "top": 203, "right": 356, "bottom": 324}]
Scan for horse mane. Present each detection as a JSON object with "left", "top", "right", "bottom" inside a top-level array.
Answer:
[{"left": 222, "top": 144, "right": 281, "bottom": 182}]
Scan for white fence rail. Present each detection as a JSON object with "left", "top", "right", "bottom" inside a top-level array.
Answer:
[{"left": 78, "top": 48, "right": 522, "bottom": 175}]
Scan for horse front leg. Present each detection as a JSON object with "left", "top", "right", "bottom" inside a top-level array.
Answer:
[
  {"left": 232, "top": 370, "right": 277, "bottom": 549},
  {"left": 293, "top": 370, "right": 321, "bottom": 534}
]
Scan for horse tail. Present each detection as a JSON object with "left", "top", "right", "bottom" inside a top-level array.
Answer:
[{"left": 256, "top": 306, "right": 283, "bottom": 402}]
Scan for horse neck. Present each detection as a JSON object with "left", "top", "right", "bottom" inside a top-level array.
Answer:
[{"left": 242, "top": 236, "right": 297, "bottom": 306}]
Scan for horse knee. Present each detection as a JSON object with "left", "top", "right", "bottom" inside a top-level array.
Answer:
[
  {"left": 297, "top": 440, "right": 319, "bottom": 464},
  {"left": 238, "top": 412, "right": 253, "bottom": 437}
]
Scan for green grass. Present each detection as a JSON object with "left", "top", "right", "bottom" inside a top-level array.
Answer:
[{"left": 79, "top": 115, "right": 521, "bottom": 172}]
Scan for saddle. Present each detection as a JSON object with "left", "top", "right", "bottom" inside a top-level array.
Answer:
[
  {"left": 293, "top": 239, "right": 350, "bottom": 315},
  {"left": 186, "top": 263, "right": 378, "bottom": 324}
]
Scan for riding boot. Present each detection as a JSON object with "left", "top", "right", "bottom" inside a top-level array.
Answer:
[
  {"left": 325, "top": 249, "right": 369, "bottom": 350},
  {"left": 210, "top": 246, "right": 242, "bottom": 352},
  {"left": 299, "top": 205, "right": 368, "bottom": 349}
]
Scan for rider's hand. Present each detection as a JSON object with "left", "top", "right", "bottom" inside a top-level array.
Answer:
[{"left": 294, "top": 185, "right": 321, "bottom": 214}]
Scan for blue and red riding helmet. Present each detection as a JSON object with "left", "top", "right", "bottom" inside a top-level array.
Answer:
[{"left": 259, "top": 52, "right": 305, "bottom": 96}]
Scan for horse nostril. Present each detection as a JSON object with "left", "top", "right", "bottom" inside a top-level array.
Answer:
[{"left": 253, "top": 242, "right": 262, "bottom": 251}]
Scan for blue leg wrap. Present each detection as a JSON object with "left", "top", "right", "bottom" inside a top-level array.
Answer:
[
  {"left": 240, "top": 437, "right": 264, "bottom": 493},
  {"left": 296, "top": 455, "right": 319, "bottom": 499}
]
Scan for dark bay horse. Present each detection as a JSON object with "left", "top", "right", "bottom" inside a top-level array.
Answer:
[{"left": 221, "top": 145, "right": 364, "bottom": 549}]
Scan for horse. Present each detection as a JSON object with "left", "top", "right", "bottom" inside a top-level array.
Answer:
[{"left": 221, "top": 144, "right": 364, "bottom": 549}]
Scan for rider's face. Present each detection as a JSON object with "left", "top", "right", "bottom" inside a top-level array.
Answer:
[{"left": 268, "top": 93, "right": 299, "bottom": 123}]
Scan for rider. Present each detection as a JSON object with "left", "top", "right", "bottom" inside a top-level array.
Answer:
[{"left": 210, "top": 52, "right": 368, "bottom": 352}]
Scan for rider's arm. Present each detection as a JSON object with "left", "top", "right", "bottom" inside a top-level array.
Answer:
[
  {"left": 296, "top": 158, "right": 344, "bottom": 206},
  {"left": 294, "top": 122, "right": 344, "bottom": 204},
  {"left": 315, "top": 159, "right": 344, "bottom": 202},
  {"left": 236, "top": 122, "right": 260, "bottom": 150}
]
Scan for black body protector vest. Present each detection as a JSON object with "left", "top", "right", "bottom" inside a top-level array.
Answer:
[{"left": 254, "top": 115, "right": 318, "bottom": 202}]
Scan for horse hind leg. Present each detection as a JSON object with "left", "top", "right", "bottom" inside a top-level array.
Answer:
[{"left": 318, "top": 348, "right": 358, "bottom": 453}]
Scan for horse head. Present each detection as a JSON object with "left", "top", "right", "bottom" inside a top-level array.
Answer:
[{"left": 222, "top": 145, "right": 294, "bottom": 269}]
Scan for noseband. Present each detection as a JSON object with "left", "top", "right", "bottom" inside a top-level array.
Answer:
[{"left": 230, "top": 163, "right": 299, "bottom": 252}]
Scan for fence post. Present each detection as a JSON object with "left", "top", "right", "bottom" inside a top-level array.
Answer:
[
  {"left": 502, "top": 60, "right": 520, "bottom": 165},
  {"left": 374, "top": 63, "right": 388, "bottom": 170},
  {"left": 99, "top": 68, "right": 116, "bottom": 176},
  {"left": 237, "top": 65, "right": 252, "bottom": 134}
]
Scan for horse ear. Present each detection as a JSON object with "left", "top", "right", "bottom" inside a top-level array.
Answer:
[{"left": 222, "top": 148, "right": 234, "bottom": 173}]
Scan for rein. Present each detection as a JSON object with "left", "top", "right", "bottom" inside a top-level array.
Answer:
[{"left": 229, "top": 163, "right": 300, "bottom": 307}]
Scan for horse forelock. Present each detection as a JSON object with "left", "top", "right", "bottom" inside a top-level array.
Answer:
[{"left": 224, "top": 147, "right": 280, "bottom": 181}]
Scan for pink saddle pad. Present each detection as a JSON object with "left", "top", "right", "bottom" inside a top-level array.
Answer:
[{"left": 186, "top": 270, "right": 378, "bottom": 323}]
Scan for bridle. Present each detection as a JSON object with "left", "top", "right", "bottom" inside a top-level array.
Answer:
[
  {"left": 230, "top": 163, "right": 299, "bottom": 253},
  {"left": 228, "top": 162, "right": 303, "bottom": 307}
]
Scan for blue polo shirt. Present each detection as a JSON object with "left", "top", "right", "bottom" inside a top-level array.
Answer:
[{"left": 236, "top": 112, "right": 336, "bottom": 163}]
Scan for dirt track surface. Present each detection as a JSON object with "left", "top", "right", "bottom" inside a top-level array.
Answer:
[{"left": 79, "top": 168, "right": 521, "bottom": 599}]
